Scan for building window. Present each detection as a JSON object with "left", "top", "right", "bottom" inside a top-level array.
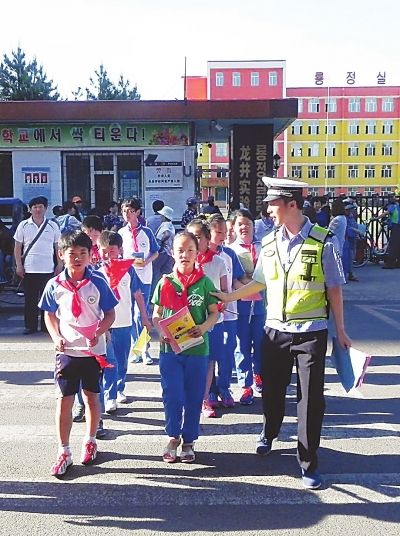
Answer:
[
  {"left": 348, "top": 165, "right": 359, "bottom": 179},
  {"left": 365, "top": 97, "right": 377, "bottom": 112},
  {"left": 269, "top": 71, "right": 277, "bottom": 86},
  {"left": 348, "top": 121, "right": 360, "bottom": 134},
  {"left": 215, "top": 72, "right": 224, "bottom": 87},
  {"left": 308, "top": 98, "right": 320, "bottom": 113},
  {"left": 216, "top": 165, "right": 229, "bottom": 178},
  {"left": 348, "top": 189, "right": 359, "bottom": 197},
  {"left": 308, "top": 122, "right": 319, "bottom": 135},
  {"left": 365, "top": 165, "right": 375, "bottom": 178},
  {"left": 348, "top": 144, "right": 359, "bottom": 157},
  {"left": 250, "top": 72, "right": 259, "bottom": 86},
  {"left": 382, "top": 120, "right": 394, "bottom": 134},
  {"left": 214, "top": 187, "right": 226, "bottom": 202},
  {"left": 348, "top": 98, "right": 360, "bottom": 112},
  {"left": 365, "top": 121, "right": 376, "bottom": 134},
  {"left": 382, "top": 97, "right": 394, "bottom": 112},
  {"left": 325, "top": 143, "right": 336, "bottom": 157},
  {"left": 325, "top": 98, "right": 337, "bottom": 113},
  {"left": 291, "top": 121, "right": 303, "bottom": 135},
  {"left": 308, "top": 165, "right": 319, "bottom": 179},
  {"left": 381, "top": 165, "right": 392, "bottom": 178},
  {"left": 326, "top": 165, "right": 336, "bottom": 179},
  {"left": 308, "top": 187, "right": 319, "bottom": 196},
  {"left": 365, "top": 143, "right": 376, "bottom": 156},
  {"left": 298, "top": 99, "right": 303, "bottom": 113},
  {"left": 291, "top": 165, "right": 302, "bottom": 179},
  {"left": 215, "top": 143, "right": 228, "bottom": 157},
  {"left": 325, "top": 121, "right": 336, "bottom": 135},
  {"left": 347, "top": 144, "right": 359, "bottom": 156},
  {"left": 197, "top": 143, "right": 203, "bottom": 157},
  {"left": 381, "top": 186, "right": 392, "bottom": 195},
  {"left": 232, "top": 72, "right": 241, "bottom": 87},
  {"left": 308, "top": 144, "right": 319, "bottom": 157},
  {"left": 365, "top": 187, "right": 376, "bottom": 196},
  {"left": 327, "top": 187, "right": 336, "bottom": 197},
  {"left": 291, "top": 144, "right": 303, "bottom": 157},
  {"left": 382, "top": 143, "right": 393, "bottom": 156}
]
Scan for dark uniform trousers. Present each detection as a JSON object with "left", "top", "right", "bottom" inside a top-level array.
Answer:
[
  {"left": 386, "top": 223, "right": 400, "bottom": 267},
  {"left": 24, "top": 272, "right": 53, "bottom": 331},
  {"left": 261, "top": 326, "right": 328, "bottom": 472}
]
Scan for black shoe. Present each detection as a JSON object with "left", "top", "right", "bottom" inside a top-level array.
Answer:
[
  {"left": 256, "top": 435, "right": 273, "bottom": 456},
  {"left": 347, "top": 274, "right": 359, "bottom": 281},
  {"left": 96, "top": 419, "right": 107, "bottom": 439},
  {"left": 72, "top": 404, "right": 85, "bottom": 423},
  {"left": 23, "top": 328, "right": 37, "bottom": 335}
]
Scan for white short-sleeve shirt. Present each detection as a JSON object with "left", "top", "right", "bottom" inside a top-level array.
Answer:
[
  {"left": 201, "top": 255, "right": 227, "bottom": 324},
  {"left": 118, "top": 224, "right": 159, "bottom": 285},
  {"left": 14, "top": 217, "right": 60, "bottom": 273}
]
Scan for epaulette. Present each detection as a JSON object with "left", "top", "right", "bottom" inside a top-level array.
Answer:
[{"left": 308, "top": 224, "right": 330, "bottom": 243}]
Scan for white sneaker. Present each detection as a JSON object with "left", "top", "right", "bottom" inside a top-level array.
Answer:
[
  {"left": 144, "top": 352, "right": 153, "bottom": 365},
  {"left": 117, "top": 391, "right": 128, "bottom": 404},
  {"left": 105, "top": 399, "right": 117, "bottom": 414}
]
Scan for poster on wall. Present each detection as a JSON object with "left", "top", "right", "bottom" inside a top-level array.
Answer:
[
  {"left": 21, "top": 167, "right": 51, "bottom": 203},
  {"left": 144, "top": 149, "right": 188, "bottom": 189}
]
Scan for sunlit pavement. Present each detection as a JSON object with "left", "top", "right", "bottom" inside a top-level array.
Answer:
[{"left": 0, "top": 265, "right": 399, "bottom": 535}]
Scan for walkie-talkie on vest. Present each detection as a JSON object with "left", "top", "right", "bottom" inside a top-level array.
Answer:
[{"left": 301, "top": 250, "right": 317, "bottom": 282}]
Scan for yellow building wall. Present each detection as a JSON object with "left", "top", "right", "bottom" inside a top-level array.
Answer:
[{"left": 287, "top": 118, "right": 400, "bottom": 192}]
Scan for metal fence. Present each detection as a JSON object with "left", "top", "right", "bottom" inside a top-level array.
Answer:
[{"left": 333, "top": 194, "right": 392, "bottom": 249}]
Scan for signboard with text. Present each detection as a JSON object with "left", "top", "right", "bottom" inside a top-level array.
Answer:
[
  {"left": 0, "top": 123, "right": 190, "bottom": 148},
  {"left": 144, "top": 149, "right": 185, "bottom": 188},
  {"left": 314, "top": 71, "right": 387, "bottom": 86},
  {"left": 230, "top": 125, "right": 273, "bottom": 217}
]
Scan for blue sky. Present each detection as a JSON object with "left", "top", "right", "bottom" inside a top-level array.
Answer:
[{"left": 1, "top": 0, "right": 399, "bottom": 99}]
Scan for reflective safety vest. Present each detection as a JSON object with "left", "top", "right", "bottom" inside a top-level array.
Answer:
[{"left": 261, "top": 225, "right": 329, "bottom": 323}]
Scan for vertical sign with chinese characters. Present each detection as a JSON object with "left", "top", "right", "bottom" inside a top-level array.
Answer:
[{"left": 230, "top": 125, "right": 273, "bottom": 217}]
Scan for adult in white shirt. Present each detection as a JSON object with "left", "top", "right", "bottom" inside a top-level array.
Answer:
[{"left": 14, "top": 196, "right": 62, "bottom": 334}]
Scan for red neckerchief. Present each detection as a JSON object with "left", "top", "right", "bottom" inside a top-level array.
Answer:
[
  {"left": 103, "top": 259, "right": 134, "bottom": 299},
  {"left": 128, "top": 223, "right": 141, "bottom": 253},
  {"left": 56, "top": 275, "right": 90, "bottom": 318},
  {"left": 241, "top": 242, "right": 257, "bottom": 266},
  {"left": 197, "top": 248, "right": 219, "bottom": 267},
  {"left": 159, "top": 266, "right": 205, "bottom": 311},
  {"left": 91, "top": 244, "right": 100, "bottom": 265}
]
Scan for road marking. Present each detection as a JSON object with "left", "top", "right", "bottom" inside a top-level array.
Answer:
[{"left": 356, "top": 304, "right": 400, "bottom": 330}]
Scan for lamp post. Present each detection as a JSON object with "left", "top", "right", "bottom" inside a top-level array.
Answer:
[{"left": 273, "top": 153, "right": 281, "bottom": 177}]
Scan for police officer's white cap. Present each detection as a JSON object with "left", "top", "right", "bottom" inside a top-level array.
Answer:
[{"left": 262, "top": 177, "right": 308, "bottom": 202}]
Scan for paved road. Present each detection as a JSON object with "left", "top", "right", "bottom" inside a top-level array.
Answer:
[{"left": 0, "top": 264, "right": 399, "bottom": 535}]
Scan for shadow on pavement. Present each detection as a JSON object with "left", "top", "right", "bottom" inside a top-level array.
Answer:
[{"left": 0, "top": 445, "right": 399, "bottom": 532}]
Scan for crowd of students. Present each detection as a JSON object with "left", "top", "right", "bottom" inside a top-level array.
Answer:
[
  {"left": 23, "top": 193, "right": 274, "bottom": 476},
  {"left": 8, "top": 188, "right": 363, "bottom": 488}
]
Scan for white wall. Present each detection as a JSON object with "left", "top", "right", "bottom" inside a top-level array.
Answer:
[{"left": 12, "top": 150, "right": 62, "bottom": 215}]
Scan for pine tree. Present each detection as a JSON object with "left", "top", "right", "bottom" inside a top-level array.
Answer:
[
  {"left": 0, "top": 47, "right": 59, "bottom": 101},
  {"left": 83, "top": 64, "right": 140, "bottom": 101}
]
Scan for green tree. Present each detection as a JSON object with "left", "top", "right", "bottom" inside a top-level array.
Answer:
[
  {"left": 0, "top": 47, "right": 60, "bottom": 101},
  {"left": 77, "top": 64, "right": 140, "bottom": 101}
]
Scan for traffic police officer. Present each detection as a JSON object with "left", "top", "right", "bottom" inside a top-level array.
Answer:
[{"left": 212, "top": 178, "right": 351, "bottom": 489}]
